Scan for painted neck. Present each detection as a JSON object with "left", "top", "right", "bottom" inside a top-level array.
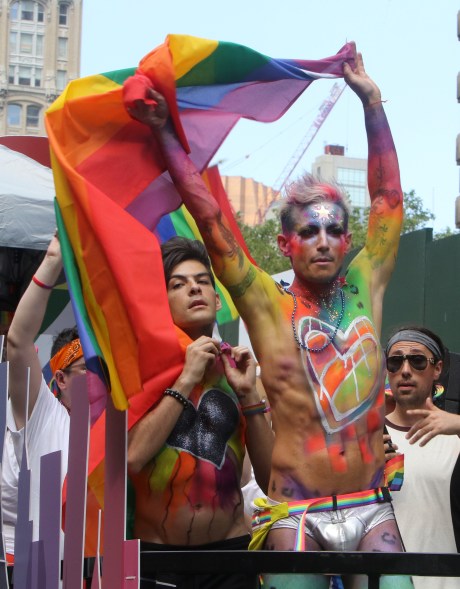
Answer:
[{"left": 290, "top": 276, "right": 343, "bottom": 302}]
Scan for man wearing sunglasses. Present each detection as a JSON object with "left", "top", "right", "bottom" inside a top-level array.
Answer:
[{"left": 385, "top": 326, "right": 460, "bottom": 589}]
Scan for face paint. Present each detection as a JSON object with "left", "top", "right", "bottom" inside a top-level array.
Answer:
[
  {"left": 281, "top": 203, "right": 351, "bottom": 285},
  {"left": 310, "top": 203, "right": 345, "bottom": 229}
]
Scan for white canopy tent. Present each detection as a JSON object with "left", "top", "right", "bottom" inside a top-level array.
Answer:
[
  {"left": 0, "top": 143, "right": 56, "bottom": 250},
  {"left": 0, "top": 142, "right": 74, "bottom": 361}
]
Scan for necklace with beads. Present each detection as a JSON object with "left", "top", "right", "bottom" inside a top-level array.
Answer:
[{"left": 282, "top": 282, "right": 345, "bottom": 352}]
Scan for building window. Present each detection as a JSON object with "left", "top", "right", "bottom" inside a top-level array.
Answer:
[
  {"left": 20, "top": 32, "right": 33, "bottom": 54},
  {"left": 36, "top": 34, "right": 44, "bottom": 57},
  {"left": 9, "top": 30, "right": 44, "bottom": 60},
  {"left": 18, "top": 66, "right": 31, "bottom": 86},
  {"left": 7, "top": 104, "right": 22, "bottom": 127},
  {"left": 59, "top": 3, "right": 69, "bottom": 26},
  {"left": 56, "top": 70, "right": 67, "bottom": 92},
  {"left": 9, "top": 32, "right": 18, "bottom": 54},
  {"left": 337, "top": 168, "right": 366, "bottom": 186},
  {"left": 21, "top": 0, "right": 34, "bottom": 21},
  {"left": 10, "top": 2, "right": 19, "bottom": 20},
  {"left": 10, "top": 1, "right": 44, "bottom": 23},
  {"left": 337, "top": 167, "right": 366, "bottom": 187},
  {"left": 58, "top": 37, "right": 68, "bottom": 60},
  {"left": 337, "top": 168, "right": 367, "bottom": 207},
  {"left": 9, "top": 65, "right": 41, "bottom": 87},
  {"left": 26, "top": 105, "right": 40, "bottom": 127}
]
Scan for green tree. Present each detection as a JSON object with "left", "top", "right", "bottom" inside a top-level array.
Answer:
[
  {"left": 239, "top": 190, "right": 442, "bottom": 273},
  {"left": 401, "top": 190, "right": 435, "bottom": 234},
  {"left": 434, "top": 226, "right": 460, "bottom": 240},
  {"left": 238, "top": 218, "right": 291, "bottom": 275},
  {"left": 348, "top": 206, "right": 369, "bottom": 250},
  {"left": 348, "top": 190, "right": 435, "bottom": 250}
]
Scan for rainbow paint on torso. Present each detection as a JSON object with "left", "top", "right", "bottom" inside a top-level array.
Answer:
[
  {"left": 135, "top": 369, "right": 246, "bottom": 541},
  {"left": 290, "top": 273, "right": 384, "bottom": 436}
]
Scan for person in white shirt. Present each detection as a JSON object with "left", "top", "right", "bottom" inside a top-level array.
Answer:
[
  {"left": 2, "top": 235, "right": 86, "bottom": 560},
  {"left": 385, "top": 326, "right": 460, "bottom": 589}
]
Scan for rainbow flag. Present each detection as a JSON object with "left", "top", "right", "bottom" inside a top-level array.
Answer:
[
  {"left": 385, "top": 454, "right": 405, "bottom": 491},
  {"left": 46, "top": 34, "right": 354, "bottom": 411}
]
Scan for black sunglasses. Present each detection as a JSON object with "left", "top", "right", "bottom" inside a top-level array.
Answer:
[{"left": 386, "top": 354, "right": 436, "bottom": 373}]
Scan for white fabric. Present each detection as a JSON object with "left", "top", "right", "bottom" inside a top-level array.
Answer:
[
  {"left": 1, "top": 376, "right": 70, "bottom": 555},
  {"left": 0, "top": 145, "right": 55, "bottom": 250},
  {"left": 241, "top": 467, "right": 265, "bottom": 517},
  {"left": 386, "top": 419, "right": 460, "bottom": 589}
]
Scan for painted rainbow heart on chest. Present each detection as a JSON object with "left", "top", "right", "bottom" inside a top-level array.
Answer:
[
  {"left": 299, "top": 315, "right": 383, "bottom": 434},
  {"left": 166, "top": 388, "right": 240, "bottom": 469}
]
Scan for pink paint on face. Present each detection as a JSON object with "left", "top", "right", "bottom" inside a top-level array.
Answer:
[{"left": 279, "top": 202, "right": 352, "bottom": 285}]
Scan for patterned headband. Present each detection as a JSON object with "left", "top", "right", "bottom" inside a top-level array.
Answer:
[{"left": 49, "top": 338, "right": 83, "bottom": 375}]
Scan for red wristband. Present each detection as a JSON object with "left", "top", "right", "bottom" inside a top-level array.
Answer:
[{"left": 32, "top": 275, "right": 54, "bottom": 290}]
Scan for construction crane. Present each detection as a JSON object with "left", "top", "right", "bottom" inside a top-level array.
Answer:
[{"left": 272, "top": 81, "right": 347, "bottom": 196}]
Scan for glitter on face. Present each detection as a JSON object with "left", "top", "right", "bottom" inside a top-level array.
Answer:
[{"left": 310, "top": 203, "right": 344, "bottom": 228}]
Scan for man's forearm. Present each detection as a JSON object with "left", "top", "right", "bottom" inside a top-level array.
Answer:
[
  {"left": 152, "top": 120, "right": 248, "bottom": 282},
  {"left": 154, "top": 121, "right": 221, "bottom": 223},
  {"left": 7, "top": 246, "right": 62, "bottom": 428},
  {"left": 8, "top": 254, "right": 61, "bottom": 348},
  {"left": 365, "top": 103, "right": 401, "bottom": 203}
]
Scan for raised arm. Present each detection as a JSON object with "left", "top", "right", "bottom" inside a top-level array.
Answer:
[
  {"left": 127, "top": 92, "right": 269, "bottom": 317},
  {"left": 7, "top": 236, "right": 62, "bottom": 429},
  {"left": 344, "top": 47, "right": 403, "bottom": 301}
]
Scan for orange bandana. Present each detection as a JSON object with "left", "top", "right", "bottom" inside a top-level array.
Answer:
[{"left": 49, "top": 338, "right": 83, "bottom": 374}]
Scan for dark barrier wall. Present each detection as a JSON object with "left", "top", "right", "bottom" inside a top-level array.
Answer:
[
  {"left": 382, "top": 229, "right": 431, "bottom": 345},
  {"left": 345, "top": 228, "right": 460, "bottom": 351},
  {"left": 344, "top": 228, "right": 460, "bottom": 411},
  {"left": 425, "top": 232, "right": 460, "bottom": 352}
]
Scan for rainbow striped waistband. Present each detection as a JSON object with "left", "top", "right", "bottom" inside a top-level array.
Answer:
[{"left": 252, "top": 487, "right": 391, "bottom": 528}]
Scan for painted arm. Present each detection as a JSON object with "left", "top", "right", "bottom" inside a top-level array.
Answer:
[
  {"left": 344, "top": 48, "right": 403, "bottom": 303},
  {"left": 221, "top": 346, "right": 274, "bottom": 494},
  {"left": 127, "top": 92, "right": 267, "bottom": 316},
  {"left": 127, "top": 336, "right": 221, "bottom": 473},
  {"left": 7, "top": 236, "right": 62, "bottom": 429}
]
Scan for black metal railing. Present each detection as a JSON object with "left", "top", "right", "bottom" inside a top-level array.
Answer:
[
  {"left": 139, "top": 551, "right": 460, "bottom": 589},
  {"left": 7, "top": 551, "right": 460, "bottom": 588}
]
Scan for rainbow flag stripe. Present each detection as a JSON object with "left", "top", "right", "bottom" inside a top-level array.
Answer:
[
  {"left": 252, "top": 487, "right": 392, "bottom": 551},
  {"left": 46, "top": 34, "right": 353, "bottom": 411},
  {"left": 385, "top": 453, "right": 405, "bottom": 492}
]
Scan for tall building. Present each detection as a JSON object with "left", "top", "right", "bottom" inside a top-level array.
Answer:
[
  {"left": 312, "top": 144, "right": 369, "bottom": 209},
  {"left": 0, "top": 0, "right": 82, "bottom": 136},
  {"left": 221, "top": 175, "right": 278, "bottom": 226}
]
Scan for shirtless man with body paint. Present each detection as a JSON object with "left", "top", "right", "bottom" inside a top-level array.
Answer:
[
  {"left": 127, "top": 45, "right": 413, "bottom": 589},
  {"left": 127, "top": 237, "right": 273, "bottom": 589}
]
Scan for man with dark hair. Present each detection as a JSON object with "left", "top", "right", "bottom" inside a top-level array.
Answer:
[
  {"left": 385, "top": 326, "right": 460, "bottom": 589},
  {"left": 127, "top": 236, "right": 273, "bottom": 589},
  {"left": 127, "top": 45, "right": 412, "bottom": 588},
  {"left": 50, "top": 326, "right": 80, "bottom": 357},
  {"left": 3, "top": 235, "right": 85, "bottom": 559},
  {"left": 161, "top": 236, "right": 216, "bottom": 288}
]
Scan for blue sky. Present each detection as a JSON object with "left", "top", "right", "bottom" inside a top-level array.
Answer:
[{"left": 81, "top": 1, "right": 459, "bottom": 232}]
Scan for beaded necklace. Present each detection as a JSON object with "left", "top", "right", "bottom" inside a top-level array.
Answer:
[{"left": 283, "top": 284, "right": 345, "bottom": 353}]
